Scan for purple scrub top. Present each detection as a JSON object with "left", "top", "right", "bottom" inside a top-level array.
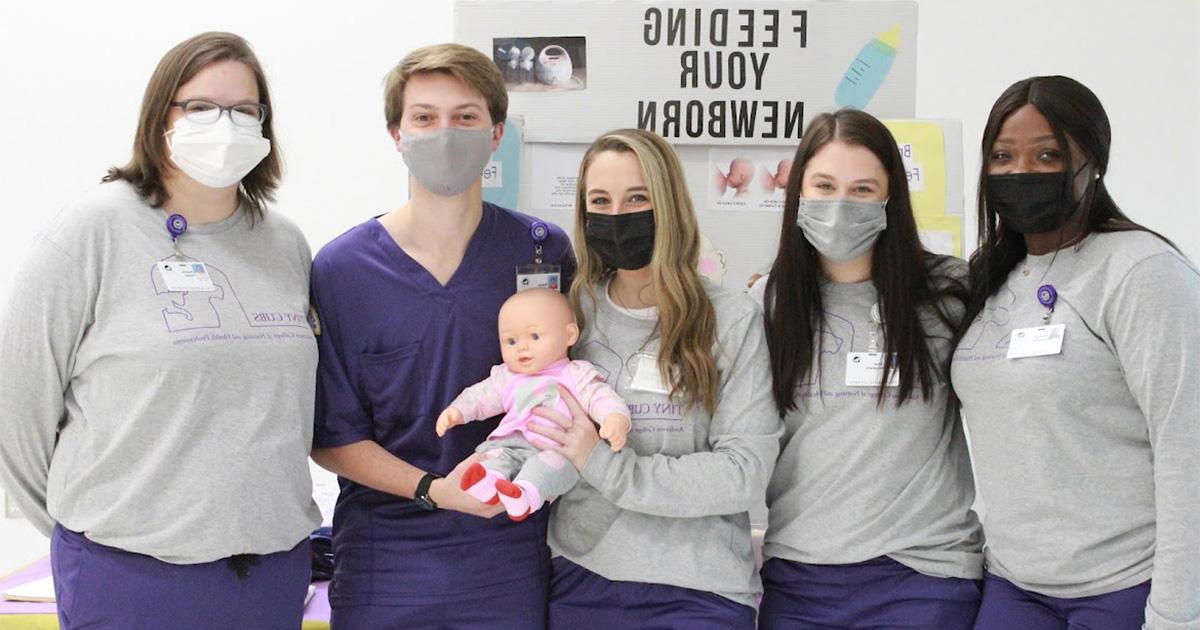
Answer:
[{"left": 311, "top": 203, "right": 576, "bottom": 606}]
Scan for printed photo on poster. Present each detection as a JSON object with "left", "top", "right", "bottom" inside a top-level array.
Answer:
[
  {"left": 493, "top": 37, "right": 587, "bottom": 92},
  {"left": 709, "top": 148, "right": 795, "bottom": 212}
]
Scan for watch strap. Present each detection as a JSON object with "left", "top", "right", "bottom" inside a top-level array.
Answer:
[{"left": 415, "top": 472, "right": 441, "bottom": 510}]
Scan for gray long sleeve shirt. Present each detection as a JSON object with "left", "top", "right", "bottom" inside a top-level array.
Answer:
[
  {"left": 0, "top": 182, "right": 321, "bottom": 563},
  {"left": 752, "top": 257, "right": 983, "bottom": 580},
  {"left": 951, "top": 231, "right": 1200, "bottom": 629},
  {"left": 548, "top": 279, "right": 783, "bottom": 608}
]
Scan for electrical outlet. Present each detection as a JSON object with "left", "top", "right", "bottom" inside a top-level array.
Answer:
[{"left": 4, "top": 494, "right": 22, "bottom": 519}]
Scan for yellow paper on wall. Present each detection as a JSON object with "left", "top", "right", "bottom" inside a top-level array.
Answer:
[{"left": 883, "top": 120, "right": 947, "bottom": 224}]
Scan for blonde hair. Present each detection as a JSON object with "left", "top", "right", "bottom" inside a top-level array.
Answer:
[
  {"left": 569, "top": 129, "right": 719, "bottom": 414},
  {"left": 103, "top": 31, "right": 280, "bottom": 219},
  {"left": 383, "top": 43, "right": 507, "bottom": 129}
]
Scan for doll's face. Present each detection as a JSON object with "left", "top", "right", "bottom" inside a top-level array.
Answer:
[{"left": 497, "top": 288, "right": 580, "bottom": 375}]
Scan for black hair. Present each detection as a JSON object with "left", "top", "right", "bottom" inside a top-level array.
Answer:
[
  {"left": 959, "top": 75, "right": 1174, "bottom": 339},
  {"left": 764, "top": 109, "right": 968, "bottom": 413}
]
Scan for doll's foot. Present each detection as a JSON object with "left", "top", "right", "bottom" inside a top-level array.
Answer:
[
  {"left": 494, "top": 479, "right": 531, "bottom": 522},
  {"left": 461, "top": 463, "right": 500, "bottom": 505}
]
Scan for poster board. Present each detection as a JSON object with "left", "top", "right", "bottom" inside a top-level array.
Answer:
[
  {"left": 456, "top": 0, "right": 918, "bottom": 145},
  {"left": 461, "top": 1, "right": 962, "bottom": 292}
]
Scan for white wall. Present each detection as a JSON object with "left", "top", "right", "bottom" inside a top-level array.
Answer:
[
  {"left": 917, "top": 1, "right": 1200, "bottom": 261},
  {"left": 0, "top": 0, "right": 1196, "bottom": 575},
  {"left": 0, "top": 0, "right": 456, "bottom": 576}
]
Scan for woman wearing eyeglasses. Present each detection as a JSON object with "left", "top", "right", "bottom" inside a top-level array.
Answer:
[{"left": 0, "top": 32, "right": 320, "bottom": 629}]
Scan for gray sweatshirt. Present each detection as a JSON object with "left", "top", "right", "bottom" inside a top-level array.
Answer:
[
  {"left": 752, "top": 257, "right": 983, "bottom": 580},
  {"left": 0, "top": 181, "right": 321, "bottom": 563},
  {"left": 951, "top": 231, "right": 1200, "bottom": 629},
  {"left": 548, "top": 279, "right": 783, "bottom": 608}
]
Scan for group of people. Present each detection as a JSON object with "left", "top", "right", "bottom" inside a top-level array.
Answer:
[{"left": 0, "top": 31, "right": 1195, "bottom": 630}]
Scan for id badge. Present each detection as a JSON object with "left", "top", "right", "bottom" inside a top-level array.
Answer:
[
  {"left": 845, "top": 352, "right": 899, "bottom": 387},
  {"left": 516, "top": 264, "right": 561, "bottom": 292},
  {"left": 629, "top": 352, "right": 670, "bottom": 394},
  {"left": 157, "top": 260, "right": 216, "bottom": 292},
  {"left": 1007, "top": 324, "right": 1065, "bottom": 359}
]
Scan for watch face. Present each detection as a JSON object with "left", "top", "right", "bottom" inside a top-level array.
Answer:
[{"left": 416, "top": 495, "right": 436, "bottom": 511}]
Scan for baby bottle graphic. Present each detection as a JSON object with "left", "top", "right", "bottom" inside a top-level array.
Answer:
[{"left": 834, "top": 24, "right": 900, "bottom": 109}]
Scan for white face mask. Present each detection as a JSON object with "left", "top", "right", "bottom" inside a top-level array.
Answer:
[
  {"left": 796, "top": 197, "right": 889, "bottom": 262},
  {"left": 165, "top": 115, "right": 271, "bottom": 189},
  {"left": 400, "top": 127, "right": 494, "bottom": 197}
]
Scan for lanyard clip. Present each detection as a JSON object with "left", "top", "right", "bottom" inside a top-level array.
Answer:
[
  {"left": 1037, "top": 285, "right": 1057, "bottom": 323},
  {"left": 166, "top": 214, "right": 188, "bottom": 259},
  {"left": 530, "top": 221, "right": 548, "bottom": 265}
]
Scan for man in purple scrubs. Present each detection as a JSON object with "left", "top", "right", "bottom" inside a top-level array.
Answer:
[{"left": 310, "top": 43, "right": 574, "bottom": 629}]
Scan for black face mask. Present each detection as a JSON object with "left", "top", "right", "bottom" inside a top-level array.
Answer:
[
  {"left": 986, "top": 171, "right": 1079, "bottom": 234},
  {"left": 584, "top": 210, "right": 656, "bottom": 270}
]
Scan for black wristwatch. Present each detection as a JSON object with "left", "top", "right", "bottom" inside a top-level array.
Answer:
[{"left": 414, "top": 472, "right": 441, "bottom": 511}]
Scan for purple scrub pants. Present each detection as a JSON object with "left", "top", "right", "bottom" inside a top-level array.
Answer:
[
  {"left": 547, "top": 556, "right": 756, "bottom": 630},
  {"left": 973, "top": 571, "right": 1150, "bottom": 630},
  {"left": 328, "top": 573, "right": 547, "bottom": 630},
  {"left": 50, "top": 524, "right": 310, "bottom": 630},
  {"left": 759, "top": 555, "right": 981, "bottom": 629}
]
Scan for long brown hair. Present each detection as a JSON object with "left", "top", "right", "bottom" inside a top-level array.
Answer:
[
  {"left": 569, "top": 129, "right": 719, "bottom": 414},
  {"left": 103, "top": 31, "right": 281, "bottom": 219},
  {"left": 764, "top": 110, "right": 967, "bottom": 413}
]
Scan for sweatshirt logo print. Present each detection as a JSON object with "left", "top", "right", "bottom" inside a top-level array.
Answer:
[
  {"left": 150, "top": 257, "right": 311, "bottom": 334},
  {"left": 955, "top": 286, "right": 1017, "bottom": 354}
]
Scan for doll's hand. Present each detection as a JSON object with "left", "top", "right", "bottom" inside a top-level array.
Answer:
[
  {"left": 599, "top": 414, "right": 631, "bottom": 451},
  {"left": 436, "top": 407, "right": 464, "bottom": 437}
]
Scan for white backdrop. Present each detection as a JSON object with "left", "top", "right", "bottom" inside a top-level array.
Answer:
[{"left": 0, "top": 0, "right": 1197, "bottom": 575}]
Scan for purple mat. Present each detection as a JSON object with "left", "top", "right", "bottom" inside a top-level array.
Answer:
[
  {"left": 0, "top": 556, "right": 332, "bottom": 621},
  {"left": 306, "top": 581, "right": 331, "bottom": 621},
  {"left": 0, "top": 556, "right": 55, "bottom": 615}
]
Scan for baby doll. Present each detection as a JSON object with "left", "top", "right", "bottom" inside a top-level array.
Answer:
[{"left": 436, "top": 288, "right": 631, "bottom": 521}]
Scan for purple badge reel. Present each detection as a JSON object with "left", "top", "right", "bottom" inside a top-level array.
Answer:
[
  {"left": 516, "top": 220, "right": 561, "bottom": 292},
  {"left": 1037, "top": 284, "right": 1057, "bottom": 322},
  {"left": 167, "top": 213, "right": 188, "bottom": 256},
  {"left": 157, "top": 212, "right": 215, "bottom": 292},
  {"left": 166, "top": 213, "right": 188, "bottom": 239}
]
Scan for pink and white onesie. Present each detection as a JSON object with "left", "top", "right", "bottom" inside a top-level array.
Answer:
[{"left": 448, "top": 358, "right": 628, "bottom": 517}]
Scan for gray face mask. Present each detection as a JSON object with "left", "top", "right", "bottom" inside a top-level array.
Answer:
[
  {"left": 400, "top": 127, "right": 494, "bottom": 197},
  {"left": 796, "top": 197, "right": 889, "bottom": 262}
]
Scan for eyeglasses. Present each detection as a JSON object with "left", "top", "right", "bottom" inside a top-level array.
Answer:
[{"left": 170, "top": 99, "right": 269, "bottom": 127}]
